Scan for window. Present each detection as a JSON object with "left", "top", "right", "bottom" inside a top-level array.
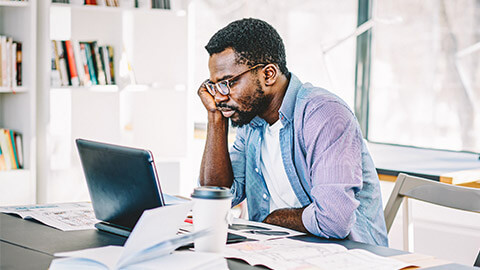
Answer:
[{"left": 366, "top": 0, "right": 480, "bottom": 152}]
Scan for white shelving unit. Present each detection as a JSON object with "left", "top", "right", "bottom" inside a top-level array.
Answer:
[
  {"left": 0, "top": 0, "right": 37, "bottom": 206},
  {"left": 36, "top": 1, "right": 192, "bottom": 203}
]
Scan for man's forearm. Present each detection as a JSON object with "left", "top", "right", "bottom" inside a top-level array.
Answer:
[
  {"left": 199, "top": 111, "right": 234, "bottom": 187},
  {"left": 262, "top": 207, "right": 308, "bottom": 233}
]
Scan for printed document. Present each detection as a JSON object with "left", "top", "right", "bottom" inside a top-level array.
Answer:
[
  {"left": 0, "top": 202, "right": 98, "bottom": 231},
  {"left": 224, "top": 238, "right": 414, "bottom": 270}
]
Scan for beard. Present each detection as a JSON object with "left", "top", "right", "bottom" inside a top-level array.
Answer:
[{"left": 216, "top": 80, "right": 268, "bottom": 128}]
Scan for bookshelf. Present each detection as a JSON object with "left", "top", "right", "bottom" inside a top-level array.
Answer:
[
  {"left": 0, "top": 0, "right": 28, "bottom": 7},
  {"left": 0, "top": 0, "right": 37, "bottom": 205},
  {"left": 36, "top": 1, "right": 191, "bottom": 203}
]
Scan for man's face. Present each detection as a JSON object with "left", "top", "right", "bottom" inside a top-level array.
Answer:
[{"left": 208, "top": 48, "right": 268, "bottom": 127}]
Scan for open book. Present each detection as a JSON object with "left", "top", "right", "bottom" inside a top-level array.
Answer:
[
  {"left": 224, "top": 238, "right": 415, "bottom": 270},
  {"left": 49, "top": 203, "right": 228, "bottom": 270}
]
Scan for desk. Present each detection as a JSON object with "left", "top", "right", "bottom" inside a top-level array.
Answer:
[
  {"left": 368, "top": 142, "right": 480, "bottom": 187},
  {"left": 1, "top": 213, "right": 475, "bottom": 269}
]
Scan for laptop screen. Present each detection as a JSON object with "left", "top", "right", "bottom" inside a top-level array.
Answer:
[{"left": 76, "top": 139, "right": 165, "bottom": 229}]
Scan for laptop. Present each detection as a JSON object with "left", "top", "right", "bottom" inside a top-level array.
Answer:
[{"left": 76, "top": 138, "right": 165, "bottom": 237}]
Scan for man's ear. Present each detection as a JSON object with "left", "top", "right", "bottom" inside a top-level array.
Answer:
[{"left": 263, "top": 64, "right": 279, "bottom": 86}]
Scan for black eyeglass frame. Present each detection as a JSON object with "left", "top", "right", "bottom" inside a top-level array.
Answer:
[{"left": 203, "top": 64, "right": 266, "bottom": 96}]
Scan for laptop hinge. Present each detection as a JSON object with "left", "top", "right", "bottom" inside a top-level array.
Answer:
[{"left": 94, "top": 222, "right": 131, "bottom": 237}]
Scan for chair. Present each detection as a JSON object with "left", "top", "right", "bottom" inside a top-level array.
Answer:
[
  {"left": 475, "top": 251, "right": 480, "bottom": 267},
  {"left": 384, "top": 173, "right": 480, "bottom": 255}
]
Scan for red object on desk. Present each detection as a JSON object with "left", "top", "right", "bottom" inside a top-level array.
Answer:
[{"left": 184, "top": 218, "right": 193, "bottom": 224}]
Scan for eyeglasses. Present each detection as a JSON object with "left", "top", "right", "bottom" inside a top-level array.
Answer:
[{"left": 203, "top": 64, "right": 265, "bottom": 96}]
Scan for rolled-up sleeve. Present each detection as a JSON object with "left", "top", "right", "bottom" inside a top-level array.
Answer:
[
  {"left": 300, "top": 101, "right": 363, "bottom": 239},
  {"left": 229, "top": 126, "right": 248, "bottom": 206}
]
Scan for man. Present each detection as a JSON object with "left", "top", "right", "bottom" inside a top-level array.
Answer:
[{"left": 197, "top": 18, "right": 388, "bottom": 246}]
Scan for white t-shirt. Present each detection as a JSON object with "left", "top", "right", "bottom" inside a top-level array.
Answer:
[{"left": 260, "top": 120, "right": 302, "bottom": 212}]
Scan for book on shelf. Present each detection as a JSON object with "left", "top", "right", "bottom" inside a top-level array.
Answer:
[
  {"left": 51, "top": 40, "right": 115, "bottom": 87},
  {"left": 5, "top": 37, "right": 12, "bottom": 88},
  {"left": 151, "top": 0, "right": 170, "bottom": 9},
  {"left": 105, "top": 0, "right": 119, "bottom": 7},
  {"left": 81, "top": 42, "right": 98, "bottom": 85},
  {"left": 107, "top": 46, "right": 115, "bottom": 84},
  {"left": 50, "top": 40, "right": 62, "bottom": 87},
  {"left": 0, "top": 128, "right": 23, "bottom": 171},
  {"left": 91, "top": 41, "right": 107, "bottom": 85},
  {"left": 61, "top": 41, "right": 73, "bottom": 85},
  {"left": 53, "top": 40, "right": 70, "bottom": 86},
  {"left": 64, "top": 40, "right": 80, "bottom": 86},
  {"left": 72, "top": 40, "right": 87, "bottom": 86},
  {"left": 0, "top": 36, "right": 6, "bottom": 87},
  {"left": 0, "top": 35, "right": 22, "bottom": 89},
  {"left": 99, "top": 46, "right": 111, "bottom": 85},
  {"left": 79, "top": 43, "right": 92, "bottom": 86},
  {"left": 15, "top": 42, "right": 22, "bottom": 86}
]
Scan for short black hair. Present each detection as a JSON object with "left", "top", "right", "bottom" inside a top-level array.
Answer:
[{"left": 205, "top": 18, "right": 289, "bottom": 76}]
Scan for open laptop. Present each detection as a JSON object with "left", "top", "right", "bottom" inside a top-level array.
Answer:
[{"left": 76, "top": 138, "right": 165, "bottom": 237}]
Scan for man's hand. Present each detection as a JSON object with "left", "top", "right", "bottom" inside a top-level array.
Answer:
[
  {"left": 263, "top": 207, "right": 309, "bottom": 233},
  {"left": 197, "top": 80, "right": 218, "bottom": 113},
  {"left": 198, "top": 80, "right": 234, "bottom": 187}
]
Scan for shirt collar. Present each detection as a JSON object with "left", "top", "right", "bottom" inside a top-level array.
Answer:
[
  {"left": 278, "top": 73, "right": 302, "bottom": 124},
  {"left": 248, "top": 73, "right": 302, "bottom": 128}
]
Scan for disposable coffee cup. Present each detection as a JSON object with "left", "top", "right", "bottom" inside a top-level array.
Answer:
[{"left": 191, "top": 186, "right": 233, "bottom": 253}]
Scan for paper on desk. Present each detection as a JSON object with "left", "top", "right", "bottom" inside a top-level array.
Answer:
[
  {"left": 224, "top": 238, "right": 412, "bottom": 270},
  {"left": 0, "top": 202, "right": 98, "bottom": 231},
  {"left": 228, "top": 218, "right": 305, "bottom": 241}
]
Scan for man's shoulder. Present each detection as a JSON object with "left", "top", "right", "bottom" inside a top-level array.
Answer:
[{"left": 295, "top": 83, "right": 354, "bottom": 118}]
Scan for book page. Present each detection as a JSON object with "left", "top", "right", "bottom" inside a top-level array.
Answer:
[
  {"left": 224, "top": 238, "right": 411, "bottom": 270},
  {"left": 0, "top": 202, "right": 98, "bottom": 231},
  {"left": 119, "top": 202, "right": 193, "bottom": 266},
  {"left": 54, "top": 245, "right": 123, "bottom": 269}
]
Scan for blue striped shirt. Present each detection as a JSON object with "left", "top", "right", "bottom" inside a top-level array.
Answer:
[{"left": 229, "top": 74, "right": 388, "bottom": 246}]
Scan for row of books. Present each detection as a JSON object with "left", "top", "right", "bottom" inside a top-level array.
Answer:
[
  {"left": 0, "top": 129, "right": 23, "bottom": 171},
  {"left": 0, "top": 35, "right": 22, "bottom": 88},
  {"left": 51, "top": 40, "right": 115, "bottom": 87},
  {"left": 52, "top": 0, "right": 172, "bottom": 9},
  {"left": 151, "top": 0, "right": 170, "bottom": 9},
  {"left": 52, "top": 0, "right": 121, "bottom": 6}
]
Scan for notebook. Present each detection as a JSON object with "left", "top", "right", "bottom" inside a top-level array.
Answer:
[{"left": 76, "top": 139, "right": 165, "bottom": 237}]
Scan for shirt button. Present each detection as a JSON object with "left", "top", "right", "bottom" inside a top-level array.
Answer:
[
  {"left": 255, "top": 168, "right": 259, "bottom": 173},
  {"left": 263, "top": 194, "right": 268, "bottom": 199}
]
